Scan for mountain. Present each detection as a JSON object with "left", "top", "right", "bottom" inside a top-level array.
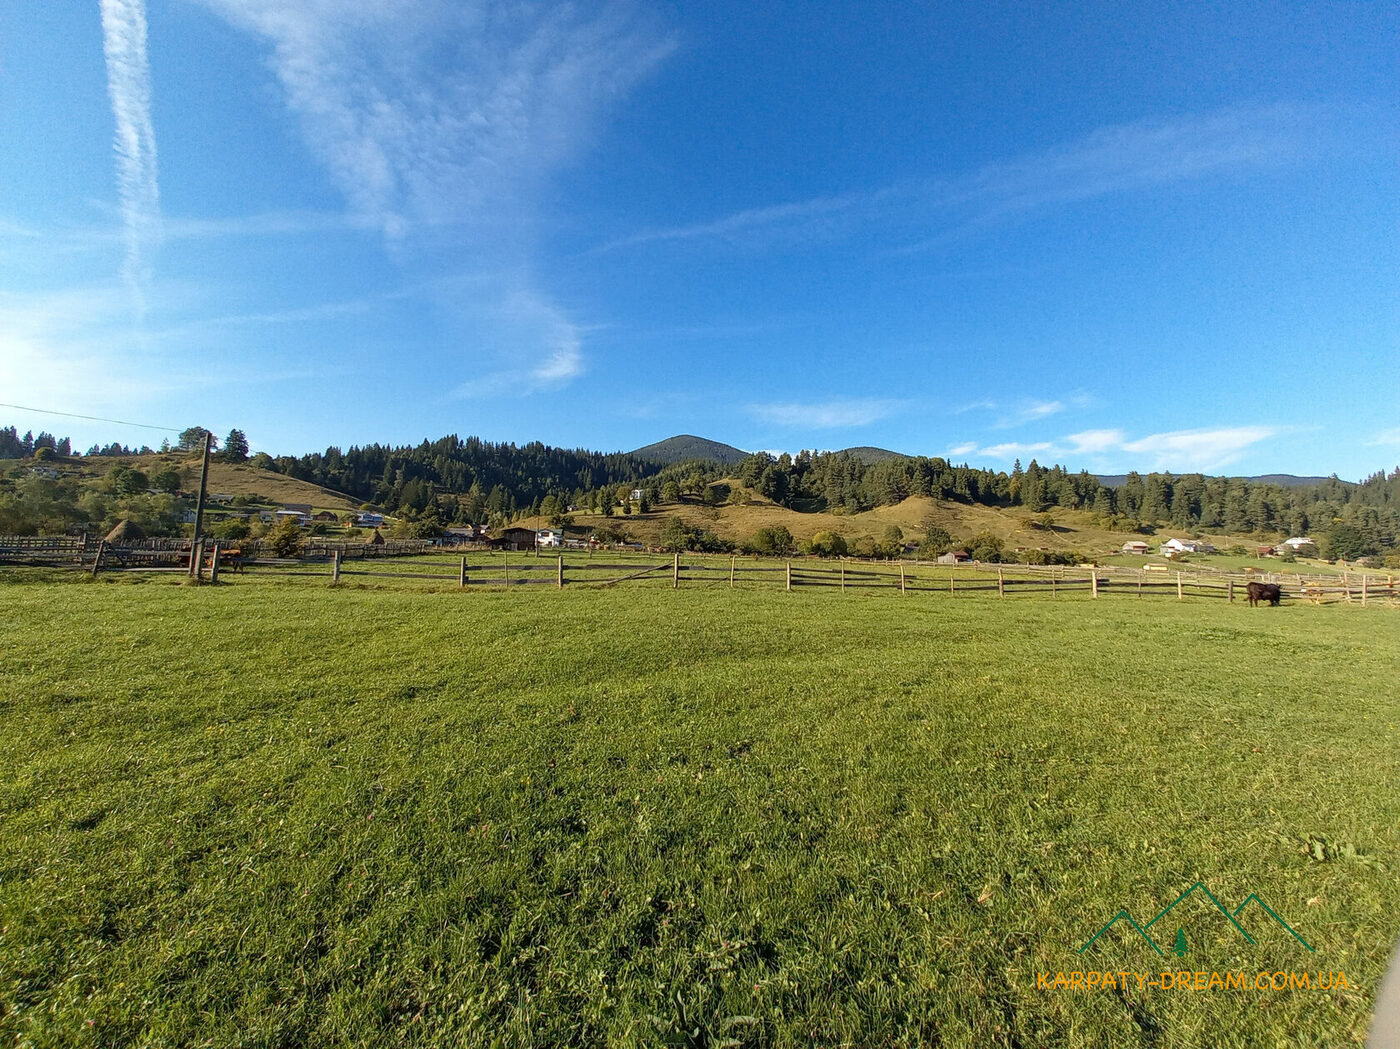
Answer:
[
  {"left": 1095, "top": 473, "right": 1342, "bottom": 488},
  {"left": 838, "top": 446, "right": 909, "bottom": 464},
  {"left": 629, "top": 435, "right": 749, "bottom": 466}
]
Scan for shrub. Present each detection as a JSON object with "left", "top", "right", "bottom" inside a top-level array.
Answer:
[{"left": 266, "top": 519, "right": 304, "bottom": 557}]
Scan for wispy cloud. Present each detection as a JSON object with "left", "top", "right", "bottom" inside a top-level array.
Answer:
[
  {"left": 199, "top": 0, "right": 672, "bottom": 238},
  {"left": 957, "top": 394, "right": 1088, "bottom": 428},
  {"left": 593, "top": 192, "right": 870, "bottom": 254},
  {"left": 1366, "top": 427, "right": 1400, "bottom": 447},
  {"left": 100, "top": 0, "right": 160, "bottom": 310},
  {"left": 602, "top": 104, "right": 1319, "bottom": 255},
  {"left": 199, "top": 0, "right": 672, "bottom": 388},
  {"left": 748, "top": 398, "right": 904, "bottom": 429},
  {"left": 449, "top": 287, "right": 586, "bottom": 399},
  {"left": 1120, "top": 427, "right": 1277, "bottom": 471}
]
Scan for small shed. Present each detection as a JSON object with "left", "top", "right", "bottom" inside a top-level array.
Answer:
[
  {"left": 937, "top": 550, "right": 970, "bottom": 564},
  {"left": 495, "top": 527, "right": 538, "bottom": 551}
]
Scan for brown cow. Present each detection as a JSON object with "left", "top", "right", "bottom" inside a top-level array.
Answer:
[{"left": 1245, "top": 581, "right": 1281, "bottom": 606}]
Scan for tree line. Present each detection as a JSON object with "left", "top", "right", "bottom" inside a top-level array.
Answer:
[{"left": 1, "top": 422, "right": 1396, "bottom": 560}]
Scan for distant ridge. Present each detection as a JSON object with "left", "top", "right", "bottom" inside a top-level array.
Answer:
[
  {"left": 1095, "top": 473, "right": 1342, "bottom": 488},
  {"left": 629, "top": 435, "right": 749, "bottom": 466}
]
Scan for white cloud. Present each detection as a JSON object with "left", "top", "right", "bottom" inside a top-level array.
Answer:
[
  {"left": 1119, "top": 426, "right": 1277, "bottom": 471},
  {"left": 1065, "top": 429, "right": 1126, "bottom": 454},
  {"left": 947, "top": 425, "right": 1276, "bottom": 472},
  {"left": 979, "top": 441, "right": 1054, "bottom": 460},
  {"left": 748, "top": 398, "right": 904, "bottom": 429},
  {"left": 100, "top": 0, "right": 160, "bottom": 310}
]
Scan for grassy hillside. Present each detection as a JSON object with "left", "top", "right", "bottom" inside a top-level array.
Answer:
[
  {"left": 47, "top": 453, "right": 362, "bottom": 512},
  {"left": 537, "top": 487, "right": 1238, "bottom": 561},
  {"left": 1, "top": 582, "right": 1396, "bottom": 1045}
]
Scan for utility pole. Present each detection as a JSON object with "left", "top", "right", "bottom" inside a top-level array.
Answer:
[{"left": 192, "top": 431, "right": 212, "bottom": 542}]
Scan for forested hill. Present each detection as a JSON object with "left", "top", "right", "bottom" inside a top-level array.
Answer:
[
  {"left": 261, "top": 435, "right": 661, "bottom": 519},
  {"left": 630, "top": 435, "right": 748, "bottom": 465},
  {"left": 2, "top": 423, "right": 1397, "bottom": 559}
]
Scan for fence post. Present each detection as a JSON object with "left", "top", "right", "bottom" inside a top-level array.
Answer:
[
  {"left": 841, "top": 559, "right": 846, "bottom": 592},
  {"left": 90, "top": 539, "right": 106, "bottom": 577},
  {"left": 786, "top": 561, "right": 791, "bottom": 592},
  {"left": 730, "top": 556, "right": 735, "bottom": 589},
  {"left": 503, "top": 553, "right": 509, "bottom": 588},
  {"left": 1177, "top": 571, "right": 1183, "bottom": 600},
  {"left": 210, "top": 541, "right": 221, "bottom": 584},
  {"left": 331, "top": 548, "right": 341, "bottom": 583},
  {"left": 673, "top": 552, "right": 680, "bottom": 589},
  {"left": 1000, "top": 567, "right": 1006, "bottom": 598},
  {"left": 1362, "top": 574, "right": 1367, "bottom": 607},
  {"left": 950, "top": 565, "right": 955, "bottom": 595},
  {"left": 900, "top": 562, "right": 906, "bottom": 594},
  {"left": 460, "top": 556, "right": 467, "bottom": 588},
  {"left": 1228, "top": 579, "right": 1234, "bottom": 603},
  {"left": 1090, "top": 569, "right": 1097, "bottom": 599},
  {"left": 558, "top": 555, "right": 564, "bottom": 589}
]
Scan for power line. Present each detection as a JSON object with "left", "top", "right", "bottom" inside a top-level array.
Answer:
[{"left": 0, "top": 402, "right": 181, "bottom": 433}]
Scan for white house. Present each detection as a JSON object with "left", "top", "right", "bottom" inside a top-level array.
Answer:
[
  {"left": 1160, "top": 537, "right": 1215, "bottom": 556},
  {"left": 1281, "top": 536, "right": 1318, "bottom": 554},
  {"left": 537, "top": 528, "right": 563, "bottom": 548},
  {"left": 1121, "top": 540, "right": 1150, "bottom": 555},
  {"left": 275, "top": 508, "right": 309, "bottom": 526},
  {"left": 630, "top": 488, "right": 646, "bottom": 502},
  {"left": 356, "top": 511, "right": 384, "bottom": 527}
]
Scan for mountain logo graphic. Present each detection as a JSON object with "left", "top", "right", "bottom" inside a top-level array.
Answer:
[{"left": 1079, "top": 881, "right": 1313, "bottom": 955}]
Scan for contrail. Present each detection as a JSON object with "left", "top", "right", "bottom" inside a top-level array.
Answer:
[{"left": 100, "top": 0, "right": 159, "bottom": 311}]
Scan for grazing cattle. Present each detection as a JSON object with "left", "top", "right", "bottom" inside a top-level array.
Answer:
[
  {"left": 1245, "top": 581, "right": 1281, "bottom": 607},
  {"left": 204, "top": 547, "right": 245, "bottom": 574}
]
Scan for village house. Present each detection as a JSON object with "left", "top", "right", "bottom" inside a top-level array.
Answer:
[
  {"left": 488, "top": 526, "right": 539, "bottom": 551},
  {"left": 356, "top": 511, "right": 384, "bottom": 527},
  {"left": 1281, "top": 536, "right": 1318, "bottom": 554},
  {"left": 1121, "top": 540, "right": 1150, "bottom": 555},
  {"left": 536, "top": 528, "right": 563, "bottom": 548}
]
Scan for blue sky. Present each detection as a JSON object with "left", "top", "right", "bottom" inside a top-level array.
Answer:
[{"left": 2, "top": 1, "right": 1396, "bottom": 479}]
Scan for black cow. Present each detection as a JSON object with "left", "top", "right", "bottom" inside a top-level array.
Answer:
[{"left": 1245, "top": 581, "right": 1282, "bottom": 607}]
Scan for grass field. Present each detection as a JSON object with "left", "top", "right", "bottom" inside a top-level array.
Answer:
[{"left": 1, "top": 580, "right": 1397, "bottom": 1046}]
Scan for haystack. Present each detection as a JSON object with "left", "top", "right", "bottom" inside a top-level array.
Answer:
[{"left": 104, "top": 519, "right": 146, "bottom": 543}]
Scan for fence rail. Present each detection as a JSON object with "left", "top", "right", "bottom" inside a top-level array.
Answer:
[{"left": 2, "top": 536, "right": 1396, "bottom": 605}]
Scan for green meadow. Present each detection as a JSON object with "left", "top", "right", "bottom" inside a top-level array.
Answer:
[{"left": 1, "top": 579, "right": 1397, "bottom": 1047}]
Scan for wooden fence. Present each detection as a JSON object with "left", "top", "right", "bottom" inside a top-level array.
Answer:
[
  {"left": 3, "top": 536, "right": 1396, "bottom": 605},
  {"left": 239, "top": 549, "right": 1400, "bottom": 605}
]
